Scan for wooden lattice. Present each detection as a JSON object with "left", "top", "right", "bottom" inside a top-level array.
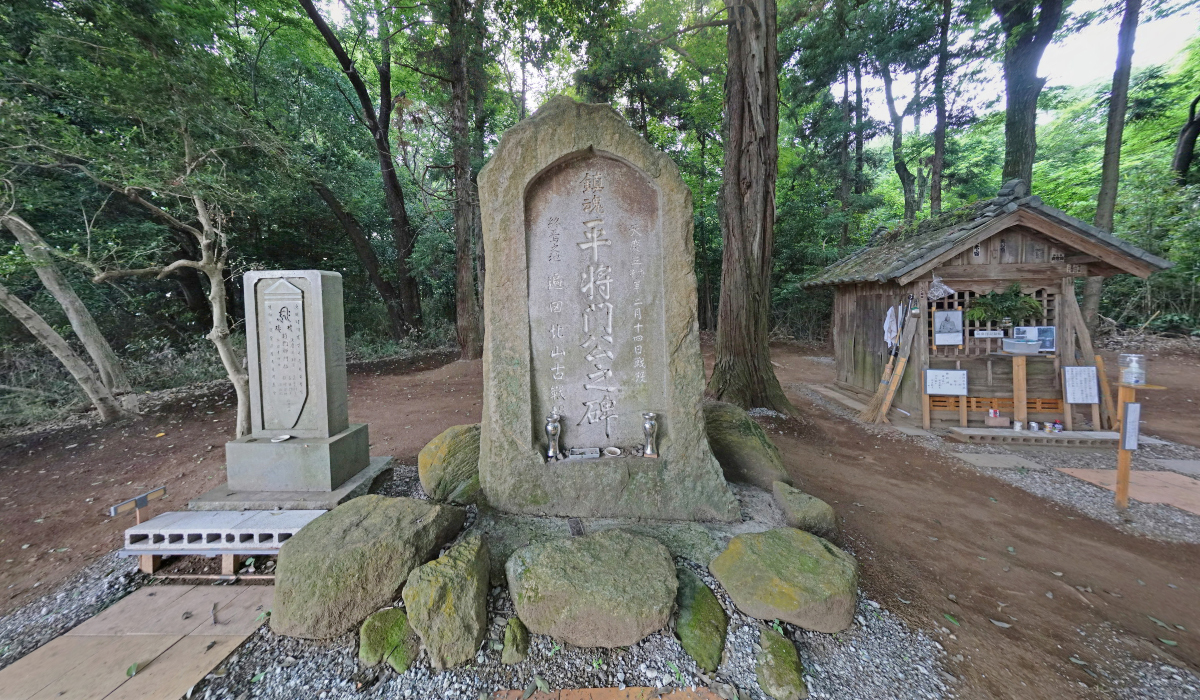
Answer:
[
  {"left": 927, "top": 287, "right": 1056, "bottom": 358},
  {"left": 929, "top": 396, "right": 1064, "bottom": 413}
]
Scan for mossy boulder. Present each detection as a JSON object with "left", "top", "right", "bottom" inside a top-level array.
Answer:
[
  {"left": 710, "top": 528, "right": 857, "bottom": 633},
  {"left": 772, "top": 482, "right": 837, "bottom": 539},
  {"left": 506, "top": 530, "right": 677, "bottom": 648},
  {"left": 757, "top": 625, "right": 808, "bottom": 700},
  {"left": 501, "top": 616, "right": 530, "bottom": 665},
  {"left": 704, "top": 401, "right": 789, "bottom": 490},
  {"left": 675, "top": 568, "right": 727, "bottom": 673},
  {"left": 402, "top": 533, "right": 490, "bottom": 670},
  {"left": 418, "top": 424, "right": 482, "bottom": 503},
  {"left": 359, "top": 608, "right": 419, "bottom": 673},
  {"left": 272, "top": 495, "right": 465, "bottom": 639}
]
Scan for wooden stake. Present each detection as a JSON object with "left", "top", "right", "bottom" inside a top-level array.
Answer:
[
  {"left": 1096, "top": 355, "right": 1116, "bottom": 430},
  {"left": 139, "top": 555, "right": 161, "bottom": 575},
  {"left": 1115, "top": 384, "right": 1135, "bottom": 510},
  {"left": 221, "top": 554, "right": 243, "bottom": 577},
  {"left": 1012, "top": 355, "right": 1028, "bottom": 424},
  {"left": 956, "top": 360, "right": 967, "bottom": 427},
  {"left": 1060, "top": 368, "right": 1074, "bottom": 431}
]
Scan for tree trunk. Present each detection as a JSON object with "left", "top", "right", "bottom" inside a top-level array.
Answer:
[
  {"left": 1171, "top": 93, "right": 1200, "bottom": 184},
  {"left": 880, "top": 65, "right": 918, "bottom": 224},
  {"left": 469, "top": 0, "right": 488, "bottom": 315},
  {"left": 854, "top": 62, "right": 865, "bottom": 197},
  {"left": 930, "top": 0, "right": 950, "bottom": 216},
  {"left": 707, "top": 0, "right": 792, "bottom": 414},
  {"left": 449, "top": 0, "right": 483, "bottom": 360},
  {"left": 299, "top": 0, "right": 421, "bottom": 333},
  {"left": 993, "top": 0, "right": 1064, "bottom": 186},
  {"left": 839, "top": 68, "right": 851, "bottom": 247},
  {"left": 311, "top": 181, "right": 410, "bottom": 339},
  {"left": 1086, "top": 0, "right": 1140, "bottom": 334},
  {"left": 0, "top": 279, "right": 121, "bottom": 421},
  {"left": 3, "top": 214, "right": 133, "bottom": 397}
]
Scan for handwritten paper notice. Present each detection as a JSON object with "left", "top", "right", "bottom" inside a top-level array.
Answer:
[
  {"left": 926, "top": 369, "right": 968, "bottom": 396},
  {"left": 1063, "top": 366, "right": 1099, "bottom": 404},
  {"left": 1121, "top": 402, "right": 1141, "bottom": 450}
]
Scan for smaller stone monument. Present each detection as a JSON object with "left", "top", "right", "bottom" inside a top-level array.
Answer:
[{"left": 191, "top": 270, "right": 389, "bottom": 510}]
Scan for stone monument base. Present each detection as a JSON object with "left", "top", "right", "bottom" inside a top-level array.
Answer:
[
  {"left": 189, "top": 455, "right": 393, "bottom": 511},
  {"left": 225, "top": 423, "right": 370, "bottom": 492}
]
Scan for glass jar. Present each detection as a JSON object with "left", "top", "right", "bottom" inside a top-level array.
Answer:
[{"left": 1118, "top": 353, "right": 1146, "bottom": 385}]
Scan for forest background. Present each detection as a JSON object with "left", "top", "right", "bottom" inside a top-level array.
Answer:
[{"left": 1, "top": 0, "right": 1198, "bottom": 428}]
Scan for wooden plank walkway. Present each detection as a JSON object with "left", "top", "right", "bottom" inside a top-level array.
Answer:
[
  {"left": 0, "top": 585, "right": 272, "bottom": 700},
  {"left": 1058, "top": 469, "right": 1200, "bottom": 516}
]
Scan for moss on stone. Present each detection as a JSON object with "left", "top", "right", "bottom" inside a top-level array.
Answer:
[
  {"left": 756, "top": 625, "right": 808, "bottom": 700},
  {"left": 772, "top": 482, "right": 838, "bottom": 539},
  {"left": 675, "top": 568, "right": 727, "bottom": 673},
  {"left": 501, "top": 616, "right": 530, "bottom": 665},
  {"left": 418, "top": 424, "right": 481, "bottom": 504},
  {"left": 704, "top": 401, "right": 789, "bottom": 490},
  {"left": 402, "top": 533, "right": 490, "bottom": 670},
  {"left": 359, "top": 608, "right": 419, "bottom": 673}
]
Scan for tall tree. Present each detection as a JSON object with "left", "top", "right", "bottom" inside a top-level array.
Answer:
[
  {"left": 929, "top": 0, "right": 953, "bottom": 215},
  {"left": 448, "top": 0, "right": 484, "bottom": 360},
  {"left": 1083, "top": 0, "right": 1142, "bottom": 332},
  {"left": 992, "top": 0, "right": 1066, "bottom": 185},
  {"left": 707, "top": 0, "right": 792, "bottom": 413},
  {"left": 1172, "top": 92, "right": 1200, "bottom": 183},
  {"left": 298, "top": 0, "right": 423, "bottom": 334},
  {"left": 879, "top": 64, "right": 921, "bottom": 223}
]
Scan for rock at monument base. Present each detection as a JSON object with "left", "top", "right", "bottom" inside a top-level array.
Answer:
[
  {"left": 772, "top": 482, "right": 837, "bottom": 539},
  {"left": 704, "top": 402, "right": 790, "bottom": 491},
  {"left": 402, "top": 533, "right": 490, "bottom": 670},
  {"left": 709, "top": 528, "right": 857, "bottom": 633},
  {"left": 506, "top": 530, "right": 677, "bottom": 648},
  {"left": 418, "top": 424, "right": 482, "bottom": 504},
  {"left": 675, "top": 568, "right": 727, "bottom": 673},
  {"left": 756, "top": 625, "right": 809, "bottom": 700},
  {"left": 359, "top": 608, "right": 419, "bottom": 673},
  {"left": 501, "top": 616, "right": 530, "bottom": 665},
  {"left": 271, "top": 495, "right": 465, "bottom": 639}
]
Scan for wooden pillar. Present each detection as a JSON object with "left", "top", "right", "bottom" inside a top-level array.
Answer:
[
  {"left": 956, "top": 359, "right": 967, "bottom": 427},
  {"left": 1115, "top": 384, "right": 1135, "bottom": 510},
  {"left": 221, "top": 554, "right": 243, "bottom": 577},
  {"left": 139, "top": 555, "right": 161, "bottom": 575},
  {"left": 1096, "top": 355, "right": 1116, "bottom": 430},
  {"left": 1013, "top": 355, "right": 1028, "bottom": 424}
]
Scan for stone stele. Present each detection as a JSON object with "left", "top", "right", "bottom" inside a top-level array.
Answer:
[
  {"left": 477, "top": 96, "right": 738, "bottom": 521},
  {"left": 225, "top": 270, "right": 369, "bottom": 492}
]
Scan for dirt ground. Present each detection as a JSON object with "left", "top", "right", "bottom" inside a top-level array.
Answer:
[
  {"left": 1097, "top": 349, "right": 1200, "bottom": 448},
  {"left": 2, "top": 342, "right": 1198, "bottom": 699}
]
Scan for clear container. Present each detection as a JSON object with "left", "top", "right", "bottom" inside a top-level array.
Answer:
[{"left": 1119, "top": 353, "right": 1146, "bottom": 385}]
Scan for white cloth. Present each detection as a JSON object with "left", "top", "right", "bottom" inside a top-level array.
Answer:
[{"left": 883, "top": 306, "right": 899, "bottom": 349}]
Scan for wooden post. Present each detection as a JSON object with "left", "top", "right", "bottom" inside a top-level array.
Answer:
[
  {"left": 1096, "top": 355, "right": 1116, "bottom": 430},
  {"left": 1012, "top": 355, "right": 1028, "bottom": 424},
  {"left": 1115, "top": 384, "right": 1135, "bottom": 510},
  {"left": 922, "top": 382, "right": 932, "bottom": 430},
  {"left": 139, "top": 555, "right": 161, "bottom": 575},
  {"left": 956, "top": 359, "right": 967, "bottom": 427},
  {"left": 221, "top": 554, "right": 243, "bottom": 577},
  {"left": 1060, "top": 369, "right": 1074, "bottom": 431}
]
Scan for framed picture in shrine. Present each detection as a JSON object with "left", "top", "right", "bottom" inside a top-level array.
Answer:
[{"left": 933, "top": 309, "right": 963, "bottom": 346}]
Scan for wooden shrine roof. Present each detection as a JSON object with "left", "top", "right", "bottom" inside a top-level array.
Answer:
[{"left": 802, "top": 180, "right": 1172, "bottom": 288}]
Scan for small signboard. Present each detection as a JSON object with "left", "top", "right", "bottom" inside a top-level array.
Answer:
[
  {"left": 926, "top": 369, "right": 969, "bottom": 396},
  {"left": 1121, "top": 402, "right": 1141, "bottom": 450},
  {"left": 974, "top": 330, "right": 1004, "bottom": 339},
  {"left": 1063, "top": 366, "right": 1100, "bottom": 405},
  {"left": 934, "top": 310, "right": 964, "bottom": 346}
]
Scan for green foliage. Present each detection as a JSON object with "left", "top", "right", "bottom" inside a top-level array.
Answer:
[{"left": 965, "top": 284, "right": 1045, "bottom": 323}]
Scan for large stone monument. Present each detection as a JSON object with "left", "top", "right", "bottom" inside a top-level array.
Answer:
[
  {"left": 477, "top": 97, "right": 738, "bottom": 521},
  {"left": 191, "top": 270, "right": 389, "bottom": 510}
]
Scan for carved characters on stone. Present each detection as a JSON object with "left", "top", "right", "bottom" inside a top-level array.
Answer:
[{"left": 261, "top": 278, "right": 308, "bottom": 429}]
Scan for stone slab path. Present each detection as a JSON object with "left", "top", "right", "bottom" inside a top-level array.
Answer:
[
  {"left": 1149, "top": 459, "right": 1200, "bottom": 477},
  {"left": 954, "top": 452, "right": 1048, "bottom": 470},
  {"left": 491, "top": 690, "right": 721, "bottom": 700},
  {"left": 1057, "top": 468, "right": 1200, "bottom": 516},
  {"left": 0, "top": 585, "right": 272, "bottom": 700}
]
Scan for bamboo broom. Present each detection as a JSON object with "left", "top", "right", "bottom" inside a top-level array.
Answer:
[{"left": 859, "top": 307, "right": 909, "bottom": 422}]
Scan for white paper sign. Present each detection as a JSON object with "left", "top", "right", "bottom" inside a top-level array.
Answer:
[
  {"left": 1063, "top": 366, "right": 1100, "bottom": 404},
  {"left": 934, "top": 310, "right": 963, "bottom": 346},
  {"left": 1121, "top": 402, "right": 1141, "bottom": 450},
  {"left": 974, "top": 330, "right": 1004, "bottom": 338},
  {"left": 926, "top": 369, "right": 969, "bottom": 396}
]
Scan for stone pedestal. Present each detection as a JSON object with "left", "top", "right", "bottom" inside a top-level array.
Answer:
[
  {"left": 192, "top": 270, "right": 374, "bottom": 511},
  {"left": 476, "top": 97, "right": 738, "bottom": 521}
]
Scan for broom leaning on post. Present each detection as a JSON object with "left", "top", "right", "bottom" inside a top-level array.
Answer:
[{"left": 860, "top": 303, "right": 918, "bottom": 423}]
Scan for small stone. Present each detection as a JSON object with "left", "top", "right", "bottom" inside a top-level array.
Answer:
[
  {"left": 675, "top": 568, "right": 727, "bottom": 673},
  {"left": 358, "top": 608, "right": 419, "bottom": 673},
  {"left": 771, "top": 482, "right": 837, "bottom": 539},
  {"left": 756, "top": 626, "right": 808, "bottom": 700},
  {"left": 502, "top": 617, "right": 530, "bottom": 665},
  {"left": 711, "top": 528, "right": 857, "bottom": 633},
  {"left": 704, "top": 402, "right": 790, "bottom": 490},
  {"left": 418, "top": 424, "right": 482, "bottom": 504},
  {"left": 402, "top": 534, "right": 490, "bottom": 670}
]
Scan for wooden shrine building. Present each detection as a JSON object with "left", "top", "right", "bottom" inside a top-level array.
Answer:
[{"left": 803, "top": 180, "right": 1172, "bottom": 429}]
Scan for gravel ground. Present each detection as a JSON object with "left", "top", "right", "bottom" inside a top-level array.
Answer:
[
  {"left": 0, "top": 551, "right": 144, "bottom": 672},
  {"left": 788, "top": 383, "right": 1200, "bottom": 545}
]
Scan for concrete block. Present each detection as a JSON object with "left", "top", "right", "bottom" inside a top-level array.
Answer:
[
  {"left": 225, "top": 423, "right": 369, "bottom": 492},
  {"left": 189, "top": 455, "right": 393, "bottom": 511}
]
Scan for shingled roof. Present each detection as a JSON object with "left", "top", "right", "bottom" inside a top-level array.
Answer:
[{"left": 801, "top": 180, "right": 1172, "bottom": 288}]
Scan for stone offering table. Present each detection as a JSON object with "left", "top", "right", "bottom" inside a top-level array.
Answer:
[{"left": 477, "top": 97, "right": 737, "bottom": 521}]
